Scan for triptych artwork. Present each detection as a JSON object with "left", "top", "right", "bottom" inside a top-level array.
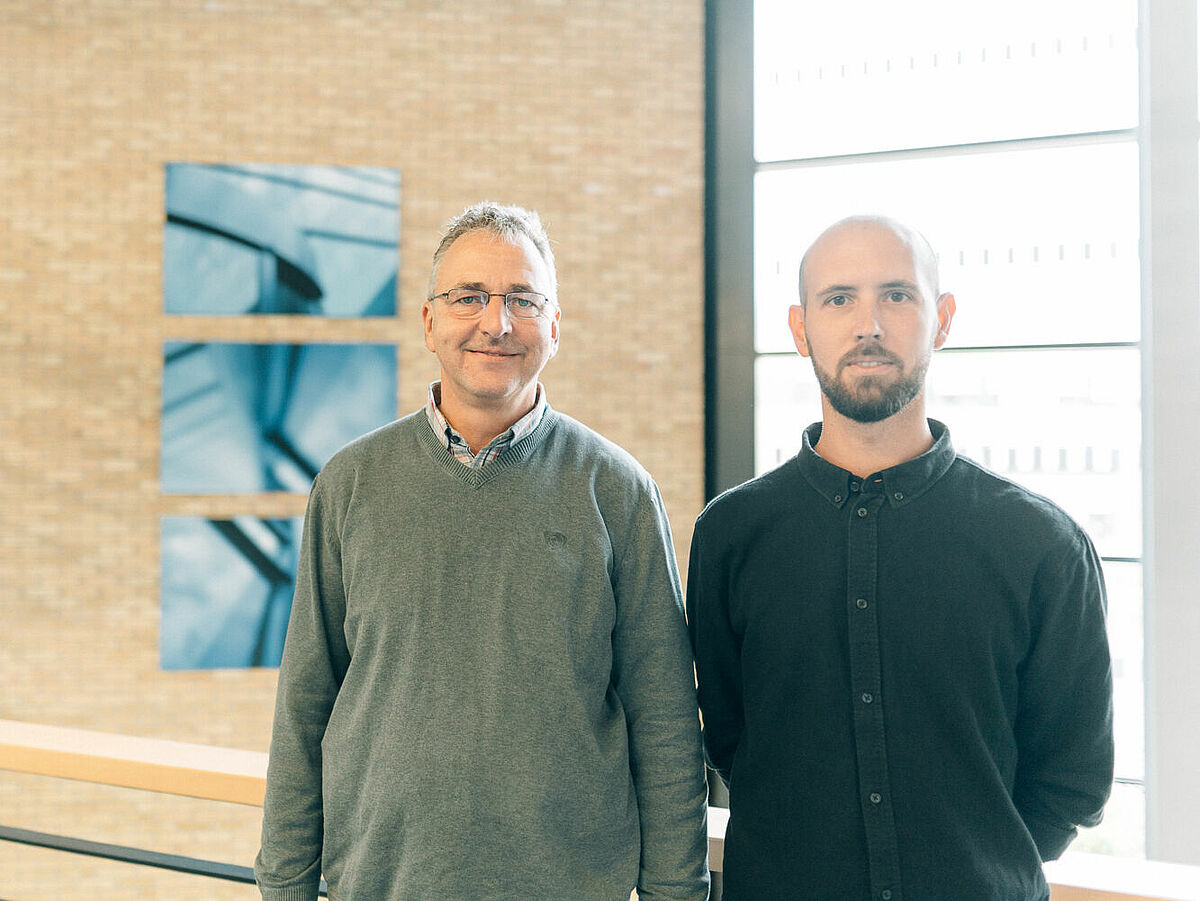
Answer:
[{"left": 159, "top": 163, "right": 400, "bottom": 670}]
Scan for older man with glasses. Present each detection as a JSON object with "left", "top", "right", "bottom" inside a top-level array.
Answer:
[{"left": 255, "top": 201, "right": 710, "bottom": 901}]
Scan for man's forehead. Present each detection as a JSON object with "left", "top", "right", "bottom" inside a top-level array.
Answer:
[
  {"left": 438, "top": 231, "right": 546, "bottom": 281},
  {"left": 806, "top": 221, "right": 933, "bottom": 291},
  {"left": 443, "top": 228, "right": 532, "bottom": 258}
]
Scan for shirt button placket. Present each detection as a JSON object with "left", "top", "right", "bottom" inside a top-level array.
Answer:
[{"left": 847, "top": 486, "right": 901, "bottom": 900}]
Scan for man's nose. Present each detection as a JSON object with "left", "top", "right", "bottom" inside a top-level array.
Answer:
[
  {"left": 854, "top": 300, "right": 884, "bottom": 340},
  {"left": 479, "top": 295, "right": 514, "bottom": 336}
]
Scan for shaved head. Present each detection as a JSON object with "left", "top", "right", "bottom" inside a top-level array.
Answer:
[{"left": 798, "top": 215, "right": 940, "bottom": 308}]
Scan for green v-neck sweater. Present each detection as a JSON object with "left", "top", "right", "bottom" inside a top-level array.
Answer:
[{"left": 256, "top": 408, "right": 710, "bottom": 901}]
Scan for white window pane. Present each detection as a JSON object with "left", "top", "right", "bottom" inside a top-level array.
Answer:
[
  {"left": 755, "top": 347, "right": 1141, "bottom": 559},
  {"left": 755, "top": 0, "right": 1138, "bottom": 161},
  {"left": 754, "top": 142, "right": 1140, "bottom": 353},
  {"left": 754, "top": 354, "right": 821, "bottom": 475},
  {"left": 1102, "top": 561, "right": 1144, "bottom": 784},
  {"left": 1070, "top": 780, "right": 1146, "bottom": 858},
  {"left": 927, "top": 348, "right": 1141, "bottom": 559}
]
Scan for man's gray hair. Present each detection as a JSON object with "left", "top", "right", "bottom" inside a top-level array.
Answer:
[{"left": 427, "top": 201, "right": 557, "bottom": 300}]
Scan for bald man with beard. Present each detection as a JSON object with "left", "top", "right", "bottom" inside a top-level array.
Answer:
[{"left": 687, "top": 216, "right": 1114, "bottom": 901}]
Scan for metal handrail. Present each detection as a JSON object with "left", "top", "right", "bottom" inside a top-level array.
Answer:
[{"left": 0, "top": 823, "right": 330, "bottom": 896}]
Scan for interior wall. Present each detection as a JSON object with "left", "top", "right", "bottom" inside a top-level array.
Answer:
[{"left": 0, "top": 2, "right": 705, "bottom": 896}]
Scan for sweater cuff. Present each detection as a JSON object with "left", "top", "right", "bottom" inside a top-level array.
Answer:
[{"left": 258, "top": 881, "right": 321, "bottom": 901}]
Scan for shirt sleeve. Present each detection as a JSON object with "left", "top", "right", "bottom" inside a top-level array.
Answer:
[
  {"left": 1012, "top": 527, "right": 1115, "bottom": 861},
  {"left": 685, "top": 511, "right": 744, "bottom": 787},
  {"left": 255, "top": 474, "right": 351, "bottom": 900},
  {"left": 610, "top": 481, "right": 711, "bottom": 901}
]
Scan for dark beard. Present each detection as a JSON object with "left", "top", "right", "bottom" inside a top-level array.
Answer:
[{"left": 811, "top": 346, "right": 928, "bottom": 424}]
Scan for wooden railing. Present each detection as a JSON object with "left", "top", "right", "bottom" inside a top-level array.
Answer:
[
  {"left": 2, "top": 718, "right": 1198, "bottom": 900},
  {"left": 0, "top": 718, "right": 267, "bottom": 806}
]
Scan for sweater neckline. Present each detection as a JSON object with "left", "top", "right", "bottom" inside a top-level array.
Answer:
[{"left": 415, "top": 406, "right": 559, "bottom": 487}]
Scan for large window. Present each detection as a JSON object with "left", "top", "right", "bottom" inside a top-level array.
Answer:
[{"left": 707, "top": 0, "right": 1200, "bottom": 863}]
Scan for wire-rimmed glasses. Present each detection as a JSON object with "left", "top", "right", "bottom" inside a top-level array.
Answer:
[{"left": 432, "top": 288, "right": 556, "bottom": 320}]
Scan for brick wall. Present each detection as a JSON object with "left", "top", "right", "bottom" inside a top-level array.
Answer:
[{"left": 0, "top": 1, "right": 705, "bottom": 896}]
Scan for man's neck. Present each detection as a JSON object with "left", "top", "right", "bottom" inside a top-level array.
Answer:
[
  {"left": 812, "top": 399, "right": 934, "bottom": 479},
  {"left": 438, "top": 390, "right": 537, "bottom": 455}
]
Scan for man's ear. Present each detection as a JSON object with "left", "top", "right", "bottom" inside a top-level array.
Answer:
[
  {"left": 933, "top": 292, "right": 956, "bottom": 349},
  {"left": 547, "top": 305, "right": 561, "bottom": 358},
  {"left": 788, "top": 304, "right": 811, "bottom": 358},
  {"left": 421, "top": 300, "right": 436, "bottom": 353}
]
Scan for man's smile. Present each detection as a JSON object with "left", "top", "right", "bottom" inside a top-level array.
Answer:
[{"left": 838, "top": 343, "right": 903, "bottom": 374}]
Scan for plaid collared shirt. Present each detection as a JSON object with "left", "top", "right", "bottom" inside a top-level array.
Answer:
[{"left": 423, "top": 380, "right": 547, "bottom": 470}]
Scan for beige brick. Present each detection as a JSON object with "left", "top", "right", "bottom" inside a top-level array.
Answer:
[{"left": 0, "top": 1, "right": 705, "bottom": 897}]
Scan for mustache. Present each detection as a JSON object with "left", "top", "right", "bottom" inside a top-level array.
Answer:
[{"left": 838, "top": 342, "right": 902, "bottom": 369}]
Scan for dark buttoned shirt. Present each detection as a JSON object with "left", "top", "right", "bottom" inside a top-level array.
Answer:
[{"left": 687, "top": 421, "right": 1113, "bottom": 901}]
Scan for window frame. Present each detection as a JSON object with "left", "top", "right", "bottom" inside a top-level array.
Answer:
[{"left": 703, "top": 0, "right": 1200, "bottom": 865}]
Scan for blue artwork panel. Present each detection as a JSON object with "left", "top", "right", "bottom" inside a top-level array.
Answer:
[
  {"left": 164, "top": 162, "right": 399, "bottom": 317},
  {"left": 161, "top": 515, "right": 305, "bottom": 670},
  {"left": 161, "top": 342, "right": 396, "bottom": 493}
]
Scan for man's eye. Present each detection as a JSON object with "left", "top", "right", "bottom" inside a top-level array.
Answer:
[
  {"left": 887, "top": 291, "right": 911, "bottom": 302},
  {"left": 453, "top": 293, "right": 485, "bottom": 306},
  {"left": 826, "top": 295, "right": 848, "bottom": 306}
]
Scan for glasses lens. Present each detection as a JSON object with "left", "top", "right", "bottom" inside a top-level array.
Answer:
[
  {"left": 444, "top": 289, "right": 487, "bottom": 316},
  {"left": 506, "top": 292, "right": 547, "bottom": 319}
]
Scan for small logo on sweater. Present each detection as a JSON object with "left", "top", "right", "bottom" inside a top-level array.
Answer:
[{"left": 543, "top": 530, "right": 566, "bottom": 549}]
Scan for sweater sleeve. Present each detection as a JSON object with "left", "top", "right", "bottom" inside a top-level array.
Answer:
[
  {"left": 685, "top": 511, "right": 743, "bottom": 787},
  {"left": 255, "top": 473, "right": 351, "bottom": 900},
  {"left": 1012, "top": 527, "right": 1115, "bottom": 861},
  {"left": 610, "top": 481, "right": 711, "bottom": 901}
]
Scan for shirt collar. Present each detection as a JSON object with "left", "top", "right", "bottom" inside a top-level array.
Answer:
[
  {"left": 795, "top": 419, "right": 957, "bottom": 509},
  {"left": 423, "top": 380, "right": 547, "bottom": 450}
]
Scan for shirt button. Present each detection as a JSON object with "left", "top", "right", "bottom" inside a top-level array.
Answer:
[
  {"left": 861, "top": 692, "right": 874, "bottom": 704},
  {"left": 870, "top": 792, "right": 882, "bottom": 804},
  {"left": 850, "top": 481, "right": 860, "bottom": 491},
  {"left": 857, "top": 507, "right": 868, "bottom": 518},
  {"left": 882, "top": 891, "right": 893, "bottom": 900},
  {"left": 833, "top": 494, "right": 842, "bottom": 503},
  {"left": 893, "top": 491, "right": 904, "bottom": 501},
  {"left": 856, "top": 598, "right": 868, "bottom": 609}
]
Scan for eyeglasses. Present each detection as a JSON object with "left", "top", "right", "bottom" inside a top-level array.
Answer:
[{"left": 432, "top": 288, "right": 556, "bottom": 320}]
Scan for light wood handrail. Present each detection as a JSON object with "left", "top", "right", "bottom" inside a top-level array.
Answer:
[
  {"left": 0, "top": 718, "right": 267, "bottom": 806},
  {"left": 2, "top": 719, "right": 1198, "bottom": 899}
]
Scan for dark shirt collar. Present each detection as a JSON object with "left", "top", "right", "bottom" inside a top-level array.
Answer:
[{"left": 795, "top": 419, "right": 957, "bottom": 509}]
